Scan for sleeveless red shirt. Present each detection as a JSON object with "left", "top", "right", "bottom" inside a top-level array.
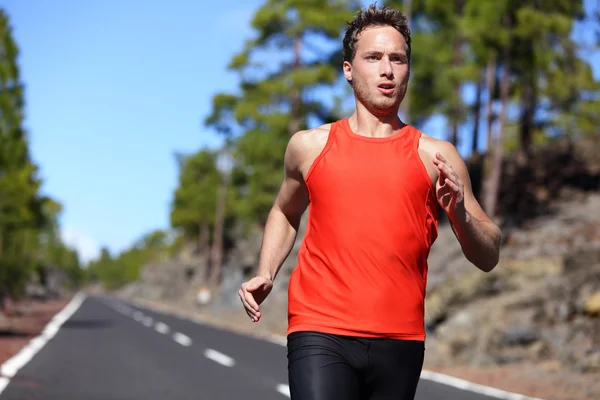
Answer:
[{"left": 287, "top": 118, "right": 439, "bottom": 341}]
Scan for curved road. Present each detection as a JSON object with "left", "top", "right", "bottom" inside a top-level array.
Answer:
[{"left": 0, "top": 295, "right": 535, "bottom": 400}]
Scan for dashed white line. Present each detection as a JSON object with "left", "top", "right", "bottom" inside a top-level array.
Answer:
[
  {"left": 142, "top": 316, "right": 153, "bottom": 327},
  {"left": 276, "top": 383, "right": 290, "bottom": 397},
  {"left": 173, "top": 332, "right": 192, "bottom": 347},
  {"left": 204, "top": 348, "right": 235, "bottom": 367},
  {"left": 118, "top": 306, "right": 131, "bottom": 315},
  {"left": 155, "top": 322, "right": 170, "bottom": 334},
  {"left": 132, "top": 311, "right": 144, "bottom": 321}
]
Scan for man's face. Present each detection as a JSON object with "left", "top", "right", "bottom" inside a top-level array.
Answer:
[{"left": 344, "top": 25, "right": 410, "bottom": 115}]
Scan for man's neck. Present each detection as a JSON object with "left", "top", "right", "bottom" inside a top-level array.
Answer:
[{"left": 348, "top": 104, "right": 405, "bottom": 138}]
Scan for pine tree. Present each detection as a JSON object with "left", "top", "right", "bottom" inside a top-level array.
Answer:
[
  {"left": 206, "top": 0, "right": 361, "bottom": 227},
  {"left": 170, "top": 149, "right": 221, "bottom": 254},
  {"left": 0, "top": 10, "right": 49, "bottom": 303}
]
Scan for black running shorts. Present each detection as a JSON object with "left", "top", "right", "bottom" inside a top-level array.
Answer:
[{"left": 287, "top": 331, "right": 425, "bottom": 400}]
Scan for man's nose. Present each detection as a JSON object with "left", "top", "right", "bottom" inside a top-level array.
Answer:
[{"left": 379, "top": 57, "right": 393, "bottom": 78}]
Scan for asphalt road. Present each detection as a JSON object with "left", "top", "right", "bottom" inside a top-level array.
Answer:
[{"left": 0, "top": 296, "right": 508, "bottom": 400}]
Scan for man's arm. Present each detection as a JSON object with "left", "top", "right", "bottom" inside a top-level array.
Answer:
[
  {"left": 238, "top": 131, "right": 310, "bottom": 322},
  {"left": 433, "top": 141, "right": 502, "bottom": 272},
  {"left": 255, "top": 132, "right": 310, "bottom": 282}
]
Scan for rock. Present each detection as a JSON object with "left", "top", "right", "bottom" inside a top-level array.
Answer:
[
  {"left": 538, "top": 359, "right": 562, "bottom": 372},
  {"left": 584, "top": 292, "right": 600, "bottom": 316},
  {"left": 527, "top": 341, "right": 552, "bottom": 360},
  {"left": 0, "top": 312, "right": 11, "bottom": 332},
  {"left": 503, "top": 320, "right": 539, "bottom": 346},
  {"left": 580, "top": 351, "right": 600, "bottom": 372},
  {"left": 196, "top": 287, "right": 212, "bottom": 305},
  {"left": 502, "top": 256, "right": 563, "bottom": 278}
]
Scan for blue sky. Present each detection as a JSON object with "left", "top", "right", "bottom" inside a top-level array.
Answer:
[
  {"left": 1, "top": 0, "right": 269, "bottom": 262},
  {"left": 1, "top": 0, "right": 598, "bottom": 264}
]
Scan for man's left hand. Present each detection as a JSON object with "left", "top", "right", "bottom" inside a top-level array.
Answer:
[{"left": 433, "top": 152, "right": 465, "bottom": 218}]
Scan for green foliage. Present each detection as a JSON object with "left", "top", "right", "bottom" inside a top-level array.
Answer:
[
  {"left": 386, "top": 0, "right": 598, "bottom": 149},
  {"left": 0, "top": 9, "right": 84, "bottom": 300},
  {"left": 86, "top": 230, "right": 176, "bottom": 290},
  {"left": 170, "top": 150, "right": 221, "bottom": 237},
  {"left": 206, "top": 0, "right": 360, "bottom": 227}
]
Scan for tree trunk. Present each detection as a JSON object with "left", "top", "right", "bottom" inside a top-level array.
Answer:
[
  {"left": 400, "top": 0, "right": 412, "bottom": 121},
  {"left": 288, "top": 35, "right": 303, "bottom": 136},
  {"left": 483, "top": 39, "right": 511, "bottom": 218},
  {"left": 518, "top": 76, "right": 536, "bottom": 166},
  {"left": 485, "top": 55, "right": 497, "bottom": 155},
  {"left": 198, "top": 221, "right": 209, "bottom": 255},
  {"left": 449, "top": 35, "right": 463, "bottom": 146},
  {"left": 209, "top": 177, "right": 228, "bottom": 286},
  {"left": 471, "top": 72, "right": 483, "bottom": 155},
  {"left": 448, "top": 0, "right": 465, "bottom": 147}
]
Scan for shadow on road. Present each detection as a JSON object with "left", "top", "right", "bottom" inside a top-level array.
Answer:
[
  {"left": 0, "top": 330, "right": 30, "bottom": 337},
  {"left": 61, "top": 319, "right": 114, "bottom": 330}
]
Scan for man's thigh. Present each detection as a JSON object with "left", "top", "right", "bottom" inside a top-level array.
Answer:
[
  {"left": 366, "top": 339, "right": 425, "bottom": 400},
  {"left": 287, "top": 331, "right": 361, "bottom": 400}
]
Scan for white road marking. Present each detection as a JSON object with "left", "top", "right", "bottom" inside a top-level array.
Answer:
[
  {"left": 204, "top": 348, "right": 235, "bottom": 367},
  {"left": 173, "top": 332, "right": 192, "bottom": 347},
  {"left": 419, "top": 370, "right": 545, "bottom": 400},
  {"left": 132, "top": 311, "right": 144, "bottom": 321},
  {"left": 276, "top": 383, "right": 290, "bottom": 397},
  {"left": 142, "top": 316, "right": 153, "bottom": 327},
  {"left": 0, "top": 293, "right": 85, "bottom": 396},
  {"left": 155, "top": 322, "right": 170, "bottom": 334},
  {"left": 0, "top": 377, "right": 9, "bottom": 393},
  {"left": 117, "top": 305, "right": 131, "bottom": 315},
  {"left": 266, "top": 335, "right": 287, "bottom": 346}
]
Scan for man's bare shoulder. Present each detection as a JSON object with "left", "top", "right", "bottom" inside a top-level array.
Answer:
[
  {"left": 286, "top": 124, "right": 332, "bottom": 173},
  {"left": 287, "top": 124, "right": 332, "bottom": 159},
  {"left": 289, "top": 123, "right": 331, "bottom": 150},
  {"left": 418, "top": 131, "right": 460, "bottom": 158}
]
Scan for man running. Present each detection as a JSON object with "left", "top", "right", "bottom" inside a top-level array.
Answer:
[{"left": 238, "top": 3, "right": 502, "bottom": 399}]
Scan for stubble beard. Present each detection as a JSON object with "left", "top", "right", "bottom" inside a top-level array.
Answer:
[{"left": 352, "top": 75, "right": 404, "bottom": 116}]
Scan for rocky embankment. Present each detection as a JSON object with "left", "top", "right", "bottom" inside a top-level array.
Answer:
[{"left": 424, "top": 193, "right": 600, "bottom": 373}]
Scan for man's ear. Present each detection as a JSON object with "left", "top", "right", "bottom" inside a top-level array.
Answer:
[{"left": 343, "top": 61, "right": 352, "bottom": 84}]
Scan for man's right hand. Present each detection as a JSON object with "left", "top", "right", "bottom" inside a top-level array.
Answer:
[{"left": 238, "top": 275, "right": 273, "bottom": 322}]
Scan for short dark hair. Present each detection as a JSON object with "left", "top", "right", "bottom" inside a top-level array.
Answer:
[{"left": 342, "top": 3, "right": 411, "bottom": 64}]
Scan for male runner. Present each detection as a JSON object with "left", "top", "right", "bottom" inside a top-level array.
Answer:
[{"left": 238, "top": 3, "right": 502, "bottom": 399}]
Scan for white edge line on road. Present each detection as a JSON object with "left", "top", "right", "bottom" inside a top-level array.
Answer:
[
  {"left": 418, "top": 370, "right": 546, "bottom": 400},
  {"left": 204, "top": 348, "right": 235, "bottom": 367},
  {"left": 0, "top": 293, "right": 85, "bottom": 396},
  {"left": 0, "top": 377, "right": 8, "bottom": 394},
  {"left": 276, "top": 383, "right": 290, "bottom": 397},
  {"left": 173, "top": 332, "right": 192, "bottom": 347}
]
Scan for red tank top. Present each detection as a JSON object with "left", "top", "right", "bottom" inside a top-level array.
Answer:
[{"left": 287, "top": 118, "right": 439, "bottom": 340}]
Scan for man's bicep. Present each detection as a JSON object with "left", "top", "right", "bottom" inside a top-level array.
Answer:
[
  {"left": 275, "top": 173, "right": 309, "bottom": 222},
  {"left": 274, "top": 133, "right": 310, "bottom": 219}
]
